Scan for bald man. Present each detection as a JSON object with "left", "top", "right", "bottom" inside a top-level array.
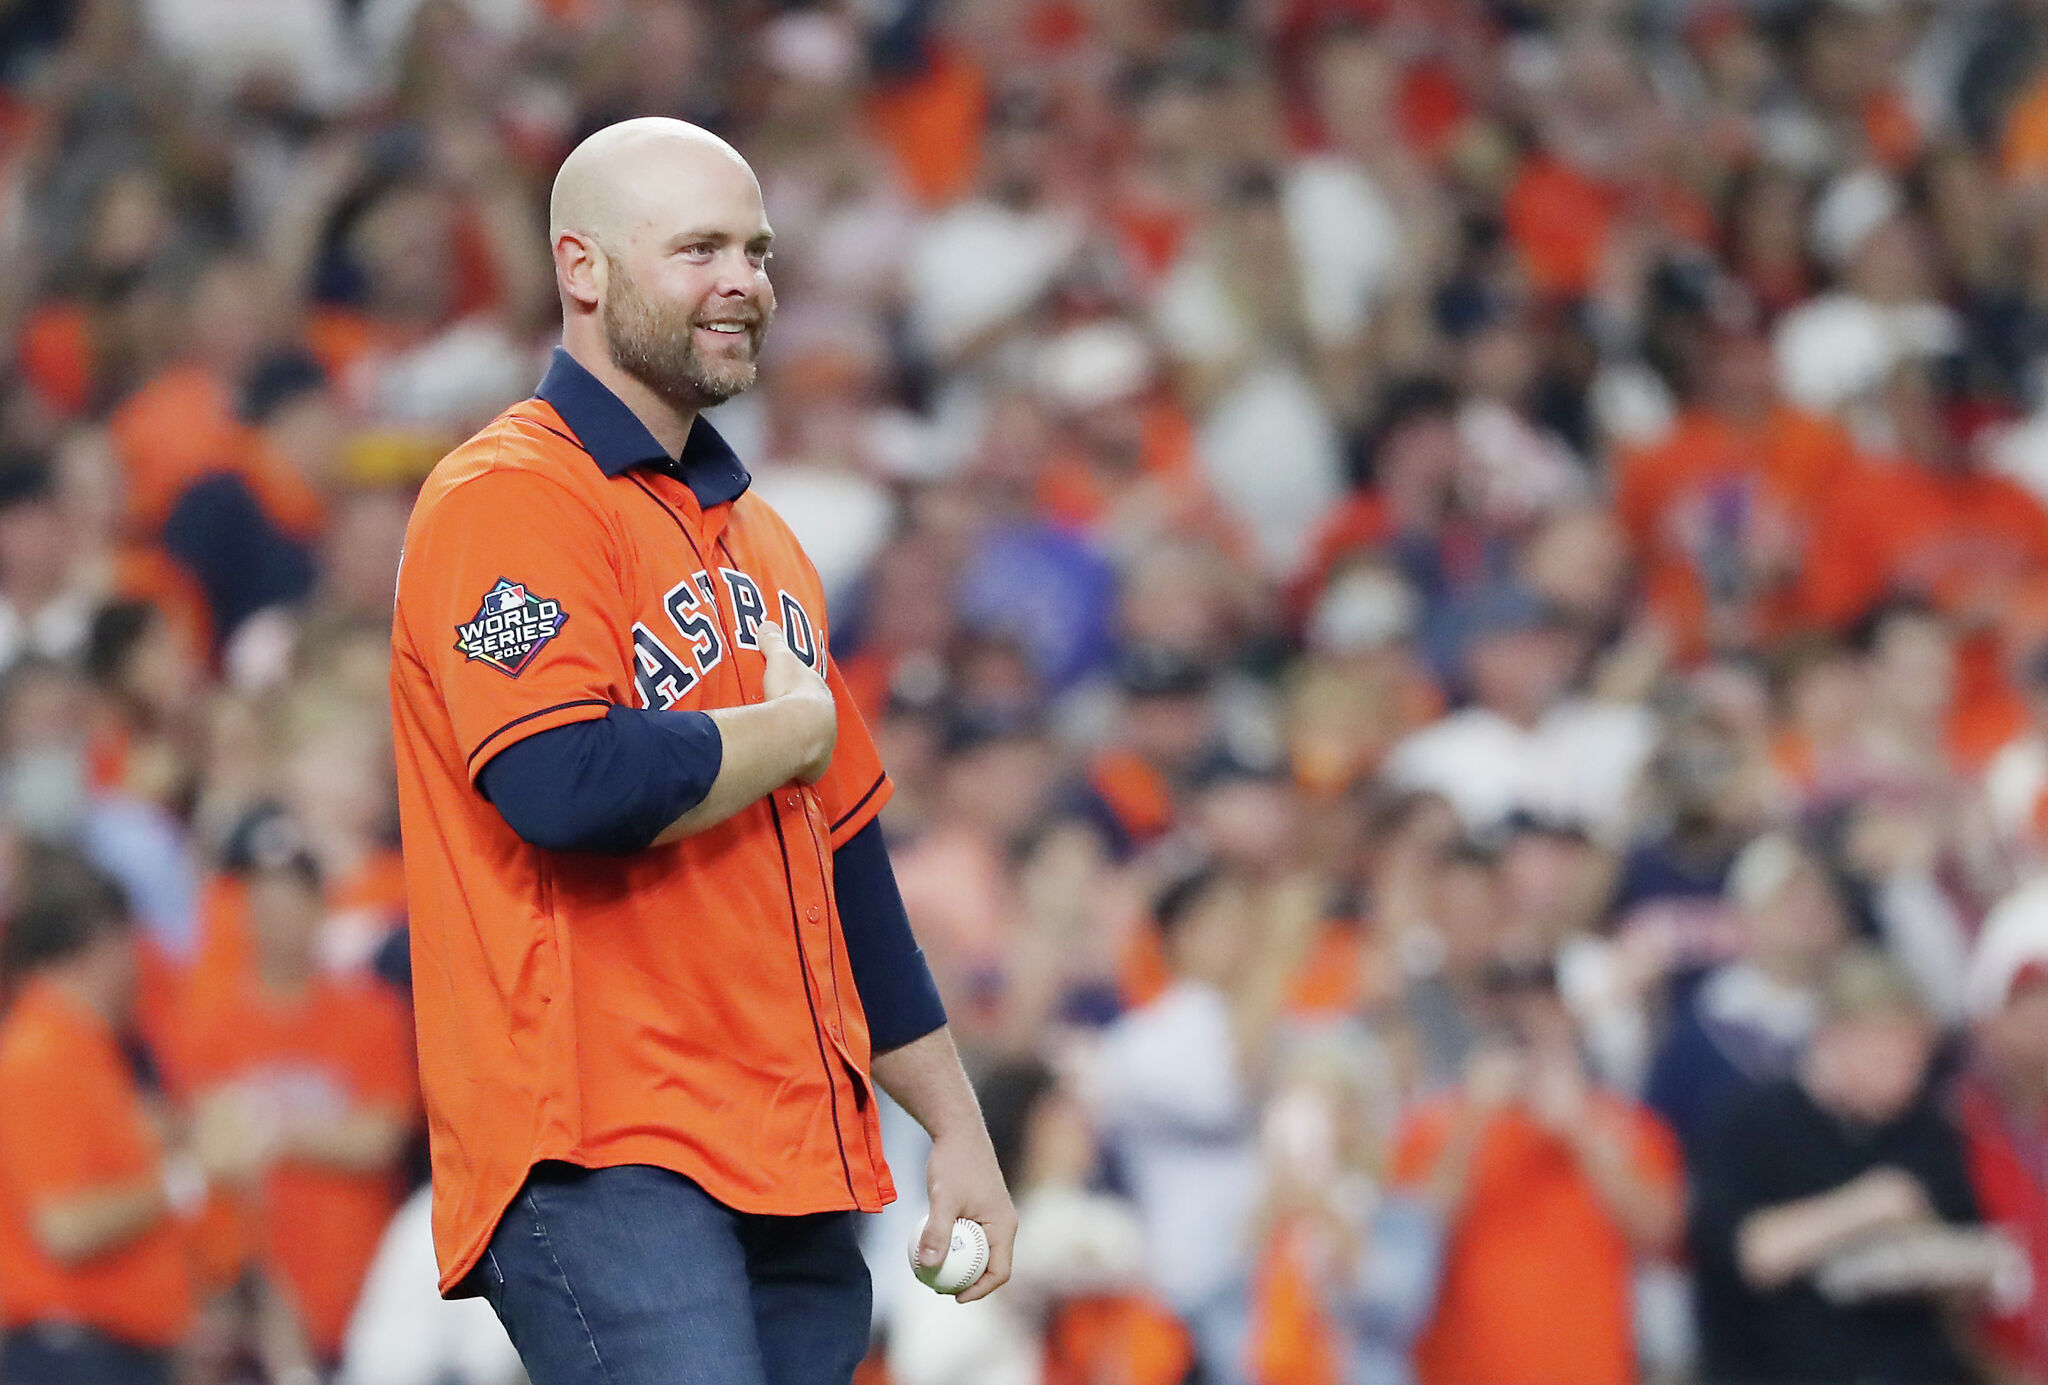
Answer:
[{"left": 389, "top": 119, "right": 1015, "bottom": 1385}]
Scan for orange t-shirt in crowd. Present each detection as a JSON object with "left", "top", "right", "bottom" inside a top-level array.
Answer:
[
  {"left": 864, "top": 41, "right": 987, "bottom": 208},
  {"left": 1615, "top": 404, "right": 1857, "bottom": 657},
  {"left": 1248, "top": 1216, "right": 1342, "bottom": 1385},
  {"left": 182, "top": 849, "right": 408, "bottom": 1018},
  {"left": 1801, "top": 458, "right": 2048, "bottom": 771},
  {"left": 1391, "top": 1096, "right": 1681, "bottom": 1385},
  {"left": 107, "top": 364, "right": 253, "bottom": 535},
  {"left": 167, "top": 976, "right": 417, "bottom": 1359},
  {"left": 391, "top": 349, "right": 896, "bottom": 1293},
  {"left": 1043, "top": 1292, "right": 1194, "bottom": 1385},
  {"left": 0, "top": 980, "right": 193, "bottom": 1349},
  {"left": 1505, "top": 157, "right": 1712, "bottom": 300},
  {"left": 1800, "top": 459, "right": 2048, "bottom": 630}
]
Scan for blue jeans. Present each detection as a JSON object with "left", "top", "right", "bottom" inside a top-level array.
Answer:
[
  {"left": 0, "top": 1325, "right": 171, "bottom": 1385},
  {"left": 471, "top": 1163, "right": 872, "bottom": 1385}
]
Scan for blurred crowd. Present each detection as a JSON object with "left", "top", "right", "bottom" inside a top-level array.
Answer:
[{"left": 12, "top": 0, "right": 2048, "bottom": 1382}]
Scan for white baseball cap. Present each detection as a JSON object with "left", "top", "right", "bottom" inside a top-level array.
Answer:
[
  {"left": 1809, "top": 168, "right": 1902, "bottom": 273},
  {"left": 1967, "top": 878, "right": 2048, "bottom": 1019}
]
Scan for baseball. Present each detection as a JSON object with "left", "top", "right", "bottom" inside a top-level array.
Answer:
[{"left": 909, "top": 1216, "right": 989, "bottom": 1295}]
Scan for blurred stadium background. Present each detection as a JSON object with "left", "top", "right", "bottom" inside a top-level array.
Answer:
[{"left": 10, "top": 0, "right": 2048, "bottom": 1382}]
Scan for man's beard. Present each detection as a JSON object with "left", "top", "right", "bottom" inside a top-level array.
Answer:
[{"left": 602, "top": 261, "right": 768, "bottom": 413}]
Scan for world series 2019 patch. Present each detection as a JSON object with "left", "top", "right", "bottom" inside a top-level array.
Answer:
[{"left": 454, "top": 578, "right": 568, "bottom": 677}]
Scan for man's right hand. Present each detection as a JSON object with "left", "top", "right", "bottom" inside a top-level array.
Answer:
[{"left": 758, "top": 622, "right": 835, "bottom": 782}]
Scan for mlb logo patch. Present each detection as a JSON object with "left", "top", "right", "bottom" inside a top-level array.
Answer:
[{"left": 454, "top": 578, "right": 568, "bottom": 677}]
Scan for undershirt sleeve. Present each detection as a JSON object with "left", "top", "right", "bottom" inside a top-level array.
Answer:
[
  {"left": 833, "top": 819, "right": 946, "bottom": 1053},
  {"left": 477, "top": 706, "right": 722, "bottom": 854}
]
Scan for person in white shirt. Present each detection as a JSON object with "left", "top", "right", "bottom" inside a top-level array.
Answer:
[{"left": 1088, "top": 865, "right": 1267, "bottom": 1385}]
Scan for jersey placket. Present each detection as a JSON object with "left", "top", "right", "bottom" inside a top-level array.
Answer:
[{"left": 626, "top": 470, "right": 870, "bottom": 1202}]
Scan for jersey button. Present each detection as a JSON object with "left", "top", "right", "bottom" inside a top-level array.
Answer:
[
  {"left": 786, "top": 792, "right": 801, "bottom": 809},
  {"left": 807, "top": 904, "right": 821, "bottom": 922}
]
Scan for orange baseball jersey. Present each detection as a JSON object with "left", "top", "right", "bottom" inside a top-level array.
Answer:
[
  {"left": 0, "top": 980, "right": 194, "bottom": 1347},
  {"left": 391, "top": 349, "right": 896, "bottom": 1294},
  {"left": 167, "top": 975, "right": 418, "bottom": 1357}
]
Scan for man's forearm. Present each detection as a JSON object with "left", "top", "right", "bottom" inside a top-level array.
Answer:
[
  {"left": 1738, "top": 1176, "right": 1925, "bottom": 1289},
  {"left": 282, "top": 1105, "right": 409, "bottom": 1174},
  {"left": 870, "top": 1026, "right": 985, "bottom": 1142},
  {"left": 33, "top": 1176, "right": 171, "bottom": 1266},
  {"left": 655, "top": 697, "right": 830, "bottom": 843},
  {"left": 876, "top": 1024, "right": 1019, "bottom": 1304},
  {"left": 1571, "top": 1121, "right": 1681, "bottom": 1252}
]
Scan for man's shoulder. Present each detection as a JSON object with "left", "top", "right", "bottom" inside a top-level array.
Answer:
[
  {"left": 408, "top": 404, "right": 611, "bottom": 536},
  {"left": 420, "top": 401, "right": 595, "bottom": 499}
]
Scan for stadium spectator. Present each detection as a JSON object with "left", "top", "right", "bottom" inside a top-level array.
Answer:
[
  {"left": 0, "top": 854, "right": 261, "bottom": 1385},
  {"left": 1644, "top": 833, "right": 1845, "bottom": 1162},
  {"left": 1957, "top": 878, "right": 2048, "bottom": 1382},
  {"left": 1387, "top": 957, "right": 1683, "bottom": 1385},
  {"left": 1088, "top": 864, "right": 1293, "bottom": 1385},
  {"left": 1689, "top": 948, "right": 2000, "bottom": 1385},
  {"left": 165, "top": 830, "right": 415, "bottom": 1369},
  {"left": 1382, "top": 581, "right": 1658, "bottom": 843}
]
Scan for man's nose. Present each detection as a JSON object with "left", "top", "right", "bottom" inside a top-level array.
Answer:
[{"left": 713, "top": 250, "right": 758, "bottom": 295}]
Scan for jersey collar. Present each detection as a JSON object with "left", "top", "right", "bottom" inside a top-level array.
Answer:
[{"left": 533, "top": 346, "right": 751, "bottom": 508}]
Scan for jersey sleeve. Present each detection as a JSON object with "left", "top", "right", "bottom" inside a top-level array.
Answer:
[
  {"left": 816, "top": 654, "right": 894, "bottom": 848},
  {"left": 399, "top": 469, "right": 629, "bottom": 781}
]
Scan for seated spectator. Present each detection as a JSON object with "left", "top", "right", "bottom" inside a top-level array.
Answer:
[
  {"left": 1388, "top": 959, "right": 1683, "bottom": 1385},
  {"left": 1956, "top": 879, "right": 2048, "bottom": 1382},
  {"left": 1645, "top": 833, "right": 1846, "bottom": 1161},
  {"left": 1690, "top": 948, "right": 2004, "bottom": 1385},
  {"left": 1088, "top": 865, "right": 1271, "bottom": 1385},
  {"left": 1385, "top": 840, "right": 1508, "bottom": 1097},
  {"left": 0, "top": 854, "right": 262, "bottom": 1385},
  {"left": 1382, "top": 582, "right": 1658, "bottom": 844},
  {"left": 1614, "top": 323, "right": 1856, "bottom": 660},
  {"left": 1247, "top": 1035, "right": 1441, "bottom": 1385},
  {"left": 158, "top": 351, "right": 333, "bottom": 649},
  {"left": 166, "top": 831, "right": 416, "bottom": 1370}
]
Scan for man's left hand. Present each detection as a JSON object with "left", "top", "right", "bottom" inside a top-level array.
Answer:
[{"left": 918, "top": 1128, "right": 1017, "bottom": 1304}]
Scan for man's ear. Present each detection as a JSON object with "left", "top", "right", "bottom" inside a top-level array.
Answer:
[{"left": 555, "top": 231, "right": 606, "bottom": 312}]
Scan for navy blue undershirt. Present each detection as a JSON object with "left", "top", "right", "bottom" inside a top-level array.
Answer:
[{"left": 478, "top": 715, "right": 944, "bottom": 1052}]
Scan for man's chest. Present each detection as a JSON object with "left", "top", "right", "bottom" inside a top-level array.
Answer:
[{"left": 609, "top": 485, "right": 829, "bottom": 712}]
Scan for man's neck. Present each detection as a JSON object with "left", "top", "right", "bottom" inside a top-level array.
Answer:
[{"left": 561, "top": 335, "right": 697, "bottom": 458}]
